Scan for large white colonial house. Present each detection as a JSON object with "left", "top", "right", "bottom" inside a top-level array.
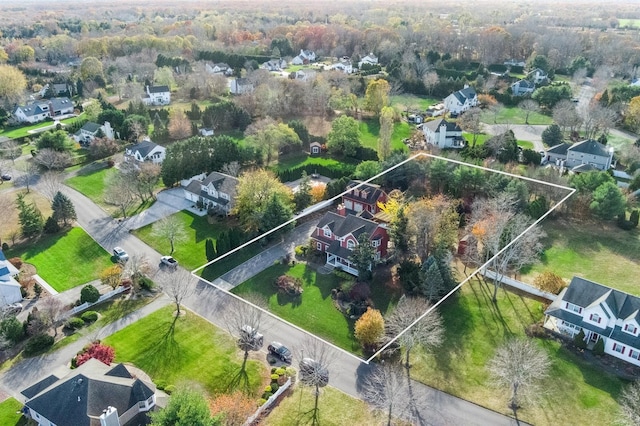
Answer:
[
  {"left": 206, "top": 62, "right": 233, "bottom": 75},
  {"left": 73, "top": 121, "right": 115, "bottom": 145},
  {"left": 182, "top": 171, "right": 239, "bottom": 215},
  {"left": 12, "top": 98, "right": 74, "bottom": 124},
  {"left": 444, "top": 86, "right": 478, "bottom": 115},
  {"left": 358, "top": 53, "right": 378, "bottom": 68},
  {"left": 141, "top": 85, "right": 171, "bottom": 106},
  {"left": 124, "top": 139, "right": 166, "bottom": 165},
  {"left": 0, "top": 250, "right": 22, "bottom": 309},
  {"left": 21, "top": 358, "right": 156, "bottom": 426},
  {"left": 291, "top": 49, "right": 316, "bottom": 65},
  {"left": 545, "top": 277, "right": 640, "bottom": 367},
  {"left": 422, "top": 118, "right": 465, "bottom": 149},
  {"left": 229, "top": 78, "right": 254, "bottom": 95},
  {"left": 329, "top": 59, "right": 353, "bottom": 74},
  {"left": 511, "top": 79, "right": 536, "bottom": 96}
]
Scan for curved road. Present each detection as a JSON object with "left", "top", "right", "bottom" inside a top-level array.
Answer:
[{"left": 1, "top": 181, "right": 525, "bottom": 425}]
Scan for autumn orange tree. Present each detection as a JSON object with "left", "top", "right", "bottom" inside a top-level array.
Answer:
[
  {"left": 209, "top": 391, "right": 255, "bottom": 426},
  {"left": 310, "top": 184, "right": 326, "bottom": 203},
  {"left": 533, "top": 271, "right": 566, "bottom": 294},
  {"left": 100, "top": 265, "right": 123, "bottom": 290},
  {"left": 168, "top": 109, "right": 192, "bottom": 141},
  {"left": 354, "top": 307, "right": 385, "bottom": 350}
]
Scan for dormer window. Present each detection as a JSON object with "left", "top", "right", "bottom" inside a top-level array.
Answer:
[
  {"left": 565, "top": 302, "right": 582, "bottom": 314},
  {"left": 346, "top": 240, "right": 356, "bottom": 250},
  {"left": 624, "top": 323, "right": 638, "bottom": 335},
  {"left": 589, "top": 313, "right": 601, "bottom": 324},
  {"left": 323, "top": 228, "right": 331, "bottom": 238}
]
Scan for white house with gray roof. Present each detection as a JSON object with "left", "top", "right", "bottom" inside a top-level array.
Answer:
[
  {"left": 422, "top": 118, "right": 465, "bottom": 149},
  {"left": 22, "top": 358, "right": 156, "bottom": 426},
  {"left": 0, "top": 250, "right": 22, "bottom": 308},
  {"left": 12, "top": 97, "right": 74, "bottom": 124},
  {"left": 182, "top": 171, "right": 239, "bottom": 215},
  {"left": 124, "top": 139, "right": 166, "bottom": 165},
  {"left": 511, "top": 79, "right": 536, "bottom": 96},
  {"left": 566, "top": 139, "right": 614, "bottom": 171},
  {"left": 73, "top": 121, "right": 115, "bottom": 145},
  {"left": 545, "top": 277, "right": 640, "bottom": 367},
  {"left": 141, "top": 85, "right": 170, "bottom": 106},
  {"left": 444, "top": 86, "right": 478, "bottom": 115}
]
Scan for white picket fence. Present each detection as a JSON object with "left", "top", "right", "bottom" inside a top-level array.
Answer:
[
  {"left": 243, "top": 378, "right": 292, "bottom": 426},
  {"left": 64, "top": 286, "right": 127, "bottom": 318}
]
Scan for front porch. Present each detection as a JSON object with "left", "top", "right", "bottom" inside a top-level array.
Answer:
[{"left": 326, "top": 253, "right": 358, "bottom": 276}]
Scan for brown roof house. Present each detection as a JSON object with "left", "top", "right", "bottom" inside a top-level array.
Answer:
[{"left": 21, "top": 358, "right": 157, "bottom": 426}]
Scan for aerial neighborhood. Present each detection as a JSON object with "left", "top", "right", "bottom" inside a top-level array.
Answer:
[{"left": 1, "top": 1, "right": 640, "bottom": 425}]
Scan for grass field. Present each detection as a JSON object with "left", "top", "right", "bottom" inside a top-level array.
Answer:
[
  {"left": 0, "top": 117, "right": 82, "bottom": 140},
  {"left": 232, "top": 263, "right": 360, "bottom": 354},
  {"left": 6, "top": 227, "right": 113, "bottom": 292},
  {"left": 0, "top": 190, "right": 52, "bottom": 243},
  {"left": 606, "top": 132, "right": 635, "bottom": 151},
  {"left": 521, "top": 219, "right": 640, "bottom": 295},
  {"left": 619, "top": 18, "right": 640, "bottom": 29},
  {"left": 480, "top": 107, "right": 552, "bottom": 126},
  {"left": 463, "top": 132, "right": 491, "bottom": 146},
  {"left": 390, "top": 94, "right": 440, "bottom": 111},
  {"left": 0, "top": 398, "right": 27, "bottom": 426},
  {"left": 359, "top": 120, "right": 411, "bottom": 152},
  {"left": 265, "top": 386, "right": 391, "bottom": 426},
  {"left": 409, "top": 278, "right": 626, "bottom": 426},
  {"left": 275, "top": 154, "right": 352, "bottom": 172},
  {"left": 65, "top": 166, "right": 154, "bottom": 217},
  {"left": 103, "top": 305, "right": 265, "bottom": 397}
]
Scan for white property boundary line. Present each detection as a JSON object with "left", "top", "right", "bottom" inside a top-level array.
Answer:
[{"left": 191, "top": 152, "right": 576, "bottom": 365}]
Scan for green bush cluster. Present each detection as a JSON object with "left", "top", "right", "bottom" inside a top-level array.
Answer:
[
  {"left": 81, "top": 311, "right": 98, "bottom": 323},
  {"left": 24, "top": 334, "right": 54, "bottom": 356},
  {"left": 66, "top": 317, "right": 85, "bottom": 330}
]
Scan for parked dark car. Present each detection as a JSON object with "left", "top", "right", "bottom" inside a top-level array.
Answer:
[
  {"left": 1, "top": 174, "right": 11, "bottom": 181},
  {"left": 268, "top": 341, "right": 292, "bottom": 363}
]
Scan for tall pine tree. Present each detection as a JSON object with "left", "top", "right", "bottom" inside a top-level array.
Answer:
[
  {"left": 420, "top": 256, "right": 446, "bottom": 302},
  {"left": 16, "top": 193, "right": 44, "bottom": 238},
  {"left": 51, "top": 191, "right": 77, "bottom": 226}
]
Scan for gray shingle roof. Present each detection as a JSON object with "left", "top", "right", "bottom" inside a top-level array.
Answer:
[
  {"left": 148, "top": 85, "right": 169, "bottom": 93},
  {"left": 80, "top": 122, "right": 101, "bottom": 133},
  {"left": 568, "top": 139, "right": 611, "bottom": 157},
  {"left": 344, "top": 181, "right": 386, "bottom": 206},
  {"left": 547, "top": 142, "right": 570, "bottom": 155},
  {"left": 423, "top": 118, "right": 461, "bottom": 133},
  {"left": 317, "top": 211, "right": 378, "bottom": 240},
  {"left": 22, "top": 359, "right": 155, "bottom": 426},
  {"left": 127, "top": 140, "right": 159, "bottom": 159},
  {"left": 560, "top": 277, "right": 640, "bottom": 323}
]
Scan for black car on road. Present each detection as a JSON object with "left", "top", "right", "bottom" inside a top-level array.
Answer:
[{"left": 268, "top": 341, "right": 292, "bottom": 363}]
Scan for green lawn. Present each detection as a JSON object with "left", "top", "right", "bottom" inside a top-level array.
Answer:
[
  {"left": 7, "top": 227, "right": 112, "bottom": 292},
  {"left": 0, "top": 398, "right": 27, "bottom": 426},
  {"left": 606, "top": 132, "right": 635, "bottom": 151},
  {"left": 265, "top": 386, "right": 391, "bottom": 426},
  {"left": 0, "top": 116, "right": 82, "bottom": 140},
  {"left": 275, "top": 154, "right": 351, "bottom": 172},
  {"left": 65, "top": 165, "right": 154, "bottom": 217},
  {"left": 517, "top": 140, "right": 534, "bottom": 149},
  {"left": 390, "top": 94, "right": 440, "bottom": 111},
  {"left": 409, "top": 279, "right": 626, "bottom": 426},
  {"left": 232, "top": 263, "right": 361, "bottom": 354},
  {"left": 619, "top": 18, "right": 640, "bottom": 28},
  {"left": 463, "top": 132, "right": 491, "bottom": 146},
  {"left": 359, "top": 120, "right": 411, "bottom": 152},
  {"left": 480, "top": 107, "right": 552, "bottom": 125},
  {"left": 521, "top": 219, "right": 640, "bottom": 295},
  {"left": 103, "top": 306, "right": 265, "bottom": 397}
]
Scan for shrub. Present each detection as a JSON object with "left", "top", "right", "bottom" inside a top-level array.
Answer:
[
  {"left": 80, "top": 284, "right": 100, "bottom": 304},
  {"left": 264, "top": 385, "right": 272, "bottom": 393},
  {"left": 574, "top": 329, "right": 587, "bottom": 349},
  {"left": 271, "top": 367, "right": 277, "bottom": 374},
  {"left": 81, "top": 311, "right": 98, "bottom": 323},
  {"left": 270, "top": 383, "right": 279, "bottom": 393},
  {"left": 1, "top": 243, "right": 8, "bottom": 251},
  {"left": 593, "top": 338, "right": 605, "bottom": 355},
  {"left": 271, "top": 374, "right": 279, "bottom": 381},
  {"left": 274, "top": 275, "right": 303, "bottom": 296},
  {"left": 164, "top": 385, "right": 176, "bottom": 394},
  {"left": 261, "top": 392, "right": 273, "bottom": 400},
  {"left": 258, "top": 398, "right": 267, "bottom": 406},
  {"left": 34, "top": 283, "right": 42, "bottom": 297},
  {"left": 8, "top": 257, "right": 22, "bottom": 269},
  {"left": 75, "top": 342, "right": 115, "bottom": 367},
  {"left": 275, "top": 367, "right": 286, "bottom": 376},
  {"left": 285, "top": 367, "right": 297, "bottom": 377},
  {"left": 24, "top": 334, "right": 54, "bottom": 356},
  {"left": 139, "top": 276, "right": 154, "bottom": 291},
  {"left": 1, "top": 317, "right": 25, "bottom": 343},
  {"left": 66, "top": 317, "right": 85, "bottom": 330}
]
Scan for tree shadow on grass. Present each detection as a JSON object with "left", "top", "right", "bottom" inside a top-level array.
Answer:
[
  {"left": 225, "top": 352, "right": 253, "bottom": 395},
  {"left": 142, "top": 316, "right": 182, "bottom": 377}
]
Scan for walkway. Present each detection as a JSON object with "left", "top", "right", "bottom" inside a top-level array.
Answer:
[
  {"left": 31, "top": 274, "right": 58, "bottom": 296},
  {"left": 124, "top": 188, "right": 192, "bottom": 231},
  {"left": 481, "top": 268, "right": 556, "bottom": 301}
]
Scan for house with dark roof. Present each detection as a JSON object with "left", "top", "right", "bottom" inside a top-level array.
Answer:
[
  {"left": 229, "top": 78, "right": 254, "bottom": 95},
  {"left": 311, "top": 211, "right": 389, "bottom": 276},
  {"left": 544, "top": 142, "right": 571, "bottom": 166},
  {"left": 261, "top": 58, "right": 287, "bottom": 71},
  {"left": 141, "top": 85, "right": 170, "bottom": 106},
  {"left": 182, "top": 171, "right": 239, "bottom": 215},
  {"left": 124, "top": 139, "right": 166, "bottom": 165},
  {"left": 444, "top": 85, "right": 478, "bottom": 115},
  {"left": 22, "top": 358, "right": 157, "bottom": 426},
  {"left": 12, "top": 97, "right": 74, "bottom": 124},
  {"left": 527, "top": 68, "right": 548, "bottom": 84},
  {"left": 291, "top": 49, "right": 316, "bottom": 65},
  {"left": 206, "top": 62, "right": 233, "bottom": 75},
  {"left": 566, "top": 139, "right": 614, "bottom": 171},
  {"left": 342, "top": 180, "right": 387, "bottom": 216},
  {"left": 73, "top": 121, "right": 115, "bottom": 145},
  {"left": 422, "top": 118, "right": 465, "bottom": 149},
  {"left": 544, "top": 277, "right": 640, "bottom": 367},
  {"left": 511, "top": 79, "right": 536, "bottom": 96},
  {"left": 0, "top": 250, "right": 22, "bottom": 308}
]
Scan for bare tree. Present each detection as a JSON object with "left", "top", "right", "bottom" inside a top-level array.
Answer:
[
  {"left": 221, "top": 161, "right": 241, "bottom": 177},
  {"left": 360, "top": 363, "right": 410, "bottom": 426},
  {"left": 618, "top": 381, "right": 640, "bottom": 426},
  {"left": 38, "top": 297, "right": 66, "bottom": 338},
  {"left": 552, "top": 100, "right": 582, "bottom": 135},
  {"left": 422, "top": 72, "right": 439, "bottom": 96},
  {"left": 580, "top": 103, "right": 618, "bottom": 139},
  {"left": 457, "top": 108, "right": 482, "bottom": 146},
  {"left": 16, "top": 160, "right": 38, "bottom": 193},
  {"left": 157, "top": 268, "right": 194, "bottom": 318},
  {"left": 487, "top": 339, "right": 550, "bottom": 413},
  {"left": 152, "top": 215, "right": 188, "bottom": 255},
  {"left": 384, "top": 296, "right": 444, "bottom": 369},
  {"left": 38, "top": 171, "right": 64, "bottom": 201},
  {"left": 33, "top": 148, "right": 71, "bottom": 170},
  {"left": 223, "top": 294, "right": 266, "bottom": 362},
  {"left": 104, "top": 171, "right": 137, "bottom": 218},
  {"left": 519, "top": 99, "right": 539, "bottom": 125},
  {"left": 0, "top": 140, "right": 20, "bottom": 163},
  {"left": 123, "top": 253, "right": 152, "bottom": 294},
  {"left": 299, "top": 338, "right": 332, "bottom": 426}
]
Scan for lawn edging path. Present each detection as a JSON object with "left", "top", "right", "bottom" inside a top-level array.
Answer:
[{"left": 0, "top": 295, "right": 171, "bottom": 401}]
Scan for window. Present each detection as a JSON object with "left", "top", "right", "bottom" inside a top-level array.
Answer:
[
  {"left": 346, "top": 240, "right": 356, "bottom": 249},
  {"left": 371, "top": 239, "right": 380, "bottom": 248},
  {"left": 316, "top": 242, "right": 322, "bottom": 251},
  {"left": 138, "top": 401, "right": 146, "bottom": 409},
  {"left": 630, "top": 350, "right": 640, "bottom": 360},
  {"left": 625, "top": 324, "right": 638, "bottom": 334},
  {"left": 565, "top": 302, "right": 582, "bottom": 314},
  {"left": 323, "top": 228, "right": 331, "bottom": 238},
  {"left": 590, "top": 313, "right": 601, "bottom": 323},
  {"left": 613, "top": 343, "right": 625, "bottom": 354}
]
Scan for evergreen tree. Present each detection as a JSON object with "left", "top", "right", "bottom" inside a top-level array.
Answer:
[
  {"left": 216, "top": 232, "right": 230, "bottom": 255},
  {"left": 420, "top": 256, "right": 445, "bottom": 302},
  {"left": 349, "top": 233, "right": 376, "bottom": 282},
  {"left": 293, "top": 171, "right": 312, "bottom": 211},
  {"left": 205, "top": 238, "right": 217, "bottom": 261},
  {"left": 44, "top": 216, "right": 60, "bottom": 234},
  {"left": 630, "top": 210, "right": 639, "bottom": 227},
  {"left": 51, "top": 191, "right": 77, "bottom": 225},
  {"left": 16, "top": 193, "right": 44, "bottom": 238},
  {"left": 541, "top": 124, "right": 563, "bottom": 147},
  {"left": 600, "top": 90, "right": 609, "bottom": 106},
  {"left": 391, "top": 206, "right": 409, "bottom": 255},
  {"left": 261, "top": 193, "right": 294, "bottom": 239}
]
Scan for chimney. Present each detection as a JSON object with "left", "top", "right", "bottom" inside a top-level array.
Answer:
[{"left": 337, "top": 204, "right": 346, "bottom": 216}]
